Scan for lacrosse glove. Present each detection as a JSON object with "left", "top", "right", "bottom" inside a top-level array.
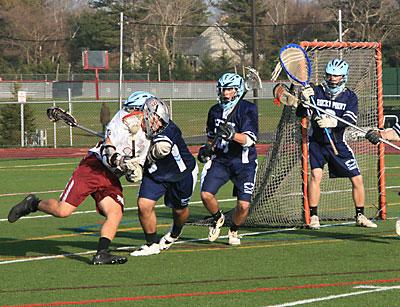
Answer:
[
  {"left": 365, "top": 129, "right": 380, "bottom": 145},
  {"left": 197, "top": 144, "right": 214, "bottom": 163},
  {"left": 217, "top": 123, "right": 235, "bottom": 141},
  {"left": 300, "top": 85, "right": 314, "bottom": 108},
  {"left": 315, "top": 114, "right": 337, "bottom": 128}
]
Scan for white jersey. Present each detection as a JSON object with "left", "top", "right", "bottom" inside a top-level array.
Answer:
[{"left": 89, "top": 109, "right": 150, "bottom": 176}]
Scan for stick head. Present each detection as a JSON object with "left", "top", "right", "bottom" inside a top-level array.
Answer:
[
  {"left": 244, "top": 67, "right": 262, "bottom": 91},
  {"left": 279, "top": 44, "right": 311, "bottom": 86},
  {"left": 46, "top": 107, "right": 77, "bottom": 127}
]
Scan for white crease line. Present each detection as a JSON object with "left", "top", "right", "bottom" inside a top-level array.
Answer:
[
  {"left": 0, "top": 162, "right": 77, "bottom": 169},
  {"left": 266, "top": 285, "right": 400, "bottom": 307}
]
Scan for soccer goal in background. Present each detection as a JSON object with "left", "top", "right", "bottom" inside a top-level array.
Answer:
[{"left": 229, "top": 41, "right": 385, "bottom": 227}]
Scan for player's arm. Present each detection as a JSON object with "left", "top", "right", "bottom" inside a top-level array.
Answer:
[{"left": 147, "top": 135, "right": 173, "bottom": 164}]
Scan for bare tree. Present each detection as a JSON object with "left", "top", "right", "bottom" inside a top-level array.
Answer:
[{"left": 320, "top": 0, "right": 400, "bottom": 42}]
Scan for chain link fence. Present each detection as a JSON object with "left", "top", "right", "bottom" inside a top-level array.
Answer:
[{"left": 0, "top": 81, "right": 281, "bottom": 148}]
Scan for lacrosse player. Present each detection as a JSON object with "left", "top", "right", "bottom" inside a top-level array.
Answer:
[
  {"left": 296, "top": 59, "right": 377, "bottom": 229},
  {"left": 130, "top": 97, "right": 198, "bottom": 256},
  {"left": 365, "top": 124, "right": 400, "bottom": 235},
  {"left": 198, "top": 73, "right": 258, "bottom": 246},
  {"left": 7, "top": 91, "right": 154, "bottom": 265}
]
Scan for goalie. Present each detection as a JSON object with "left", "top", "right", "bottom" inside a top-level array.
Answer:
[
  {"left": 293, "top": 59, "right": 377, "bottom": 229},
  {"left": 7, "top": 91, "right": 153, "bottom": 265}
]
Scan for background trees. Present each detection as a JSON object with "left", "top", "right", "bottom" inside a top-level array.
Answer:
[{"left": 0, "top": 0, "right": 399, "bottom": 81}]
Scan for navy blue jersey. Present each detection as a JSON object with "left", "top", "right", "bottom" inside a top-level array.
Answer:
[
  {"left": 206, "top": 99, "right": 258, "bottom": 163},
  {"left": 297, "top": 85, "right": 358, "bottom": 144},
  {"left": 144, "top": 120, "right": 195, "bottom": 182}
]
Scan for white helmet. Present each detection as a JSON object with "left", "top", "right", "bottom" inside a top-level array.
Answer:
[
  {"left": 322, "top": 58, "right": 349, "bottom": 96},
  {"left": 142, "top": 97, "right": 170, "bottom": 138},
  {"left": 217, "top": 73, "right": 245, "bottom": 110},
  {"left": 123, "top": 91, "right": 154, "bottom": 111}
]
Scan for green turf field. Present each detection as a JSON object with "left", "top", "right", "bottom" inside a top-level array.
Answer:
[{"left": 1, "top": 155, "right": 400, "bottom": 306}]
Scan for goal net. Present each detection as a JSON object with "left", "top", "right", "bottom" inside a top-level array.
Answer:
[{"left": 193, "top": 41, "right": 386, "bottom": 227}]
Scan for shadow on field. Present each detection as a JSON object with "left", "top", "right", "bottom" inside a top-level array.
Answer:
[{"left": 0, "top": 237, "right": 98, "bottom": 263}]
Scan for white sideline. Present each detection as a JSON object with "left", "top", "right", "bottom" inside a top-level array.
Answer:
[{"left": 266, "top": 285, "right": 400, "bottom": 307}]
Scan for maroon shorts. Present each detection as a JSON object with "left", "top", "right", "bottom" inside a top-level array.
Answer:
[{"left": 60, "top": 154, "right": 124, "bottom": 212}]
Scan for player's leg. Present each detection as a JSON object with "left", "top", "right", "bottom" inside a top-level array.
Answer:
[
  {"left": 350, "top": 175, "right": 377, "bottom": 228},
  {"left": 228, "top": 161, "right": 257, "bottom": 245},
  {"left": 200, "top": 161, "right": 229, "bottom": 241},
  {"left": 308, "top": 168, "right": 323, "bottom": 229},
  {"left": 131, "top": 175, "right": 165, "bottom": 256},
  {"left": 160, "top": 165, "right": 198, "bottom": 250},
  {"left": 307, "top": 141, "right": 328, "bottom": 230},
  {"left": 92, "top": 196, "right": 127, "bottom": 265}
]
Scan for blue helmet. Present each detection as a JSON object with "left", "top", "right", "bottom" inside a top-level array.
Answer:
[
  {"left": 123, "top": 91, "right": 154, "bottom": 111},
  {"left": 323, "top": 58, "right": 349, "bottom": 96},
  {"left": 216, "top": 73, "right": 245, "bottom": 110}
]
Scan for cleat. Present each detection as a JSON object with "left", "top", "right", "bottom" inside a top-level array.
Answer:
[
  {"left": 228, "top": 230, "right": 241, "bottom": 246},
  {"left": 308, "top": 215, "right": 320, "bottom": 229},
  {"left": 396, "top": 219, "right": 400, "bottom": 236},
  {"left": 91, "top": 251, "right": 127, "bottom": 265},
  {"left": 130, "top": 243, "right": 160, "bottom": 256},
  {"left": 8, "top": 194, "right": 39, "bottom": 223},
  {"left": 356, "top": 213, "right": 377, "bottom": 228},
  {"left": 208, "top": 213, "right": 225, "bottom": 242},
  {"left": 159, "top": 232, "right": 179, "bottom": 251}
]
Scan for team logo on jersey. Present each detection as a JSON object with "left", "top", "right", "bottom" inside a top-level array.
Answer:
[
  {"left": 345, "top": 159, "right": 359, "bottom": 171},
  {"left": 244, "top": 182, "right": 255, "bottom": 194}
]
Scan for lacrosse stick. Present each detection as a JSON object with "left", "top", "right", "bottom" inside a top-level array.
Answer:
[
  {"left": 47, "top": 106, "right": 104, "bottom": 138},
  {"left": 303, "top": 101, "right": 400, "bottom": 151},
  {"left": 209, "top": 67, "right": 262, "bottom": 147},
  {"left": 279, "top": 43, "right": 339, "bottom": 155},
  {"left": 272, "top": 83, "right": 299, "bottom": 107}
]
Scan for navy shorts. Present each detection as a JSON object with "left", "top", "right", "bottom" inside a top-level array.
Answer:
[
  {"left": 200, "top": 159, "right": 257, "bottom": 202},
  {"left": 139, "top": 165, "right": 198, "bottom": 209},
  {"left": 309, "top": 141, "right": 360, "bottom": 178}
]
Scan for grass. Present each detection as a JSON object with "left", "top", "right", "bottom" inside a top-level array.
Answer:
[{"left": 1, "top": 154, "right": 400, "bottom": 306}]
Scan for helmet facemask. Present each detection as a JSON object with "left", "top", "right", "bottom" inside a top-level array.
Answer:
[
  {"left": 217, "top": 73, "right": 245, "bottom": 110},
  {"left": 142, "top": 97, "right": 170, "bottom": 138},
  {"left": 322, "top": 59, "right": 349, "bottom": 97}
]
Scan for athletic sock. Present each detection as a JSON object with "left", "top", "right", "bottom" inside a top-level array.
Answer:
[
  {"left": 97, "top": 237, "right": 111, "bottom": 253},
  {"left": 355, "top": 207, "right": 364, "bottom": 216},
  {"left": 230, "top": 223, "right": 240, "bottom": 232},
  {"left": 144, "top": 232, "right": 158, "bottom": 245},
  {"left": 211, "top": 210, "right": 222, "bottom": 221},
  {"left": 310, "top": 206, "right": 318, "bottom": 217},
  {"left": 171, "top": 224, "right": 183, "bottom": 238}
]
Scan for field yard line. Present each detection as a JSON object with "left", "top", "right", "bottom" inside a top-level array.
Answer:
[
  {"left": 1, "top": 279, "right": 400, "bottom": 306},
  {"left": 0, "top": 198, "right": 236, "bottom": 222},
  {"left": 266, "top": 285, "right": 400, "bottom": 307}
]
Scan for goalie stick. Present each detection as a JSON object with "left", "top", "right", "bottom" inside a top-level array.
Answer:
[
  {"left": 209, "top": 67, "right": 262, "bottom": 147},
  {"left": 278, "top": 43, "right": 339, "bottom": 156},
  {"left": 302, "top": 100, "right": 400, "bottom": 151},
  {"left": 47, "top": 106, "right": 104, "bottom": 138}
]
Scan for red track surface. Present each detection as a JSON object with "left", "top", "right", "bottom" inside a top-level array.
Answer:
[
  {"left": 0, "top": 144, "right": 271, "bottom": 159},
  {"left": 1, "top": 143, "right": 399, "bottom": 160}
]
